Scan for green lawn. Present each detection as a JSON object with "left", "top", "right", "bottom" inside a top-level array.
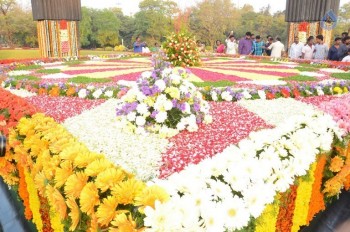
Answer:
[
  {"left": 282, "top": 75, "right": 318, "bottom": 82},
  {"left": 0, "top": 49, "right": 123, "bottom": 60}
]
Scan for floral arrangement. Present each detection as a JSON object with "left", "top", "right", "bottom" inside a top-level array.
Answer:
[
  {"left": 144, "top": 110, "right": 343, "bottom": 231},
  {"left": 116, "top": 68, "right": 212, "bottom": 138},
  {"left": 162, "top": 33, "right": 201, "bottom": 67},
  {"left": 4, "top": 113, "right": 169, "bottom": 231}
]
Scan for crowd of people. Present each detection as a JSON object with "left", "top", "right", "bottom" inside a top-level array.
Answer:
[
  {"left": 214, "top": 32, "right": 286, "bottom": 58},
  {"left": 214, "top": 31, "right": 350, "bottom": 62}
]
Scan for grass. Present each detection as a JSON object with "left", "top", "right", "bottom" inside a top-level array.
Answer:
[
  {"left": 192, "top": 80, "right": 235, "bottom": 87},
  {"left": 69, "top": 76, "right": 111, "bottom": 84},
  {"left": 64, "top": 60, "right": 84, "bottom": 66},
  {"left": 37, "top": 69, "right": 61, "bottom": 74},
  {"left": 11, "top": 75, "right": 39, "bottom": 81},
  {"left": 14, "top": 64, "right": 42, "bottom": 70},
  {"left": 331, "top": 73, "right": 350, "bottom": 80},
  {"left": 295, "top": 66, "right": 319, "bottom": 72},
  {"left": 0, "top": 49, "right": 121, "bottom": 60},
  {"left": 282, "top": 75, "right": 318, "bottom": 82}
]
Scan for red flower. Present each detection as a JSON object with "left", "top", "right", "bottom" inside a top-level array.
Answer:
[
  {"left": 281, "top": 88, "right": 290, "bottom": 98},
  {"left": 292, "top": 88, "right": 301, "bottom": 98},
  {"left": 266, "top": 92, "right": 275, "bottom": 100}
]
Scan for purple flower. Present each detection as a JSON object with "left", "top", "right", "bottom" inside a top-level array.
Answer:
[
  {"left": 172, "top": 99, "right": 178, "bottom": 107},
  {"left": 150, "top": 110, "right": 158, "bottom": 119},
  {"left": 178, "top": 103, "right": 186, "bottom": 111},
  {"left": 193, "top": 103, "right": 200, "bottom": 112}
]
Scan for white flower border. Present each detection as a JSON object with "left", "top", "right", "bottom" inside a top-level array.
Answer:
[
  {"left": 144, "top": 110, "right": 343, "bottom": 231},
  {"left": 63, "top": 99, "right": 169, "bottom": 181}
]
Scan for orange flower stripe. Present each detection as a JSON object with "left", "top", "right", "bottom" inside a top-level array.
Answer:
[
  {"left": 276, "top": 185, "right": 298, "bottom": 232},
  {"left": 307, "top": 154, "right": 327, "bottom": 224},
  {"left": 17, "top": 163, "right": 33, "bottom": 220}
]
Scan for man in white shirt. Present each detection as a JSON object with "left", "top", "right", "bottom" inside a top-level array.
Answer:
[
  {"left": 268, "top": 37, "right": 285, "bottom": 58},
  {"left": 289, "top": 36, "right": 304, "bottom": 59},
  {"left": 342, "top": 48, "right": 350, "bottom": 62},
  {"left": 302, "top": 37, "right": 315, "bottom": 60},
  {"left": 225, "top": 32, "right": 237, "bottom": 55},
  {"left": 314, "top": 35, "right": 329, "bottom": 60}
]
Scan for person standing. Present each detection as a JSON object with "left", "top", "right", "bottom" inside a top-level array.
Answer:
[
  {"left": 302, "top": 37, "right": 315, "bottom": 60},
  {"left": 314, "top": 35, "right": 329, "bottom": 60},
  {"left": 342, "top": 48, "right": 350, "bottom": 62},
  {"left": 251, "top": 35, "right": 264, "bottom": 56},
  {"left": 215, "top": 40, "right": 226, "bottom": 53},
  {"left": 268, "top": 37, "right": 285, "bottom": 58},
  {"left": 265, "top": 37, "right": 273, "bottom": 56},
  {"left": 289, "top": 36, "right": 303, "bottom": 59},
  {"left": 225, "top": 32, "right": 237, "bottom": 55},
  {"left": 133, "top": 36, "right": 146, "bottom": 53},
  {"left": 328, "top": 37, "right": 342, "bottom": 61},
  {"left": 238, "top": 32, "right": 253, "bottom": 55},
  {"left": 339, "top": 36, "right": 350, "bottom": 60}
]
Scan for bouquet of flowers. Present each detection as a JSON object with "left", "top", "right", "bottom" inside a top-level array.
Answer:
[
  {"left": 116, "top": 68, "right": 212, "bottom": 138},
  {"left": 162, "top": 33, "right": 201, "bottom": 67}
]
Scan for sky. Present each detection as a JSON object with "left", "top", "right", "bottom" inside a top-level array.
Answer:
[{"left": 19, "top": 0, "right": 349, "bottom": 16}]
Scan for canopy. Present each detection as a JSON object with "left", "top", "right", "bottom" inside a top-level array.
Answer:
[
  {"left": 285, "top": 0, "right": 340, "bottom": 22},
  {"left": 31, "top": 0, "right": 81, "bottom": 21}
]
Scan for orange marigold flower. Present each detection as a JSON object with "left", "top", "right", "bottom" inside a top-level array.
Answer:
[
  {"left": 66, "top": 87, "right": 76, "bottom": 96},
  {"left": 38, "top": 88, "right": 48, "bottom": 95},
  {"left": 329, "top": 156, "right": 344, "bottom": 173},
  {"left": 79, "top": 182, "right": 100, "bottom": 216},
  {"left": 49, "top": 86, "right": 60, "bottom": 97}
]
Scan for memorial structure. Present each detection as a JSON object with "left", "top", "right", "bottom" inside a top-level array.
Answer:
[
  {"left": 285, "top": 0, "right": 340, "bottom": 47},
  {"left": 31, "top": 0, "right": 81, "bottom": 58}
]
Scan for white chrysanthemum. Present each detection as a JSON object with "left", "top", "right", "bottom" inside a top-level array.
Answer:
[
  {"left": 211, "top": 91, "right": 218, "bottom": 101},
  {"left": 221, "top": 91, "right": 233, "bottom": 101},
  {"left": 127, "top": 112, "right": 137, "bottom": 122},
  {"left": 136, "top": 116, "right": 146, "bottom": 126},
  {"left": 155, "top": 111, "right": 167, "bottom": 123},
  {"left": 104, "top": 90, "right": 114, "bottom": 98},
  {"left": 221, "top": 197, "right": 250, "bottom": 230},
  {"left": 155, "top": 79, "right": 166, "bottom": 91},
  {"left": 78, "top": 89, "right": 87, "bottom": 98},
  {"left": 136, "top": 103, "right": 149, "bottom": 115},
  {"left": 92, "top": 89, "right": 103, "bottom": 99}
]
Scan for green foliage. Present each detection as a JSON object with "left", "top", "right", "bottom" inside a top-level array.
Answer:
[
  {"left": 69, "top": 76, "right": 111, "bottom": 84},
  {"left": 331, "top": 73, "right": 350, "bottom": 80},
  {"left": 134, "top": 0, "right": 178, "bottom": 45},
  {"left": 104, "top": 46, "right": 114, "bottom": 51},
  {"left": 282, "top": 75, "right": 318, "bottom": 82},
  {"left": 295, "top": 66, "right": 319, "bottom": 72},
  {"left": 12, "top": 75, "right": 39, "bottom": 81},
  {"left": 37, "top": 69, "right": 61, "bottom": 74},
  {"left": 64, "top": 60, "right": 83, "bottom": 66},
  {"left": 14, "top": 65, "right": 41, "bottom": 70},
  {"left": 192, "top": 80, "right": 235, "bottom": 87}
]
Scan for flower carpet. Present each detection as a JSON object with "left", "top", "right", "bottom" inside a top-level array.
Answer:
[{"left": 1, "top": 55, "right": 350, "bottom": 232}]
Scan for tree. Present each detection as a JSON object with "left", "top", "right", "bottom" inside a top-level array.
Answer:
[
  {"left": 112, "top": 7, "right": 136, "bottom": 48},
  {"left": 134, "top": 0, "right": 178, "bottom": 45},
  {"left": 190, "top": 0, "right": 238, "bottom": 46},
  {"left": 334, "top": 2, "right": 350, "bottom": 37},
  {"left": 79, "top": 7, "right": 93, "bottom": 47},
  {"left": 0, "top": 0, "right": 15, "bottom": 16}
]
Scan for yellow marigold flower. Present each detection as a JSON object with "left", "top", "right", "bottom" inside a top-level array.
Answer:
[
  {"left": 329, "top": 156, "right": 345, "bottom": 173},
  {"left": 60, "top": 143, "right": 89, "bottom": 162},
  {"left": 95, "top": 168, "right": 127, "bottom": 192},
  {"left": 17, "top": 118, "right": 35, "bottom": 136},
  {"left": 96, "top": 196, "right": 118, "bottom": 226},
  {"left": 55, "top": 160, "right": 73, "bottom": 188},
  {"left": 87, "top": 213, "right": 99, "bottom": 232},
  {"left": 85, "top": 158, "right": 114, "bottom": 177},
  {"left": 333, "top": 86, "right": 343, "bottom": 94},
  {"left": 323, "top": 177, "right": 343, "bottom": 197},
  {"left": 64, "top": 172, "right": 89, "bottom": 199},
  {"left": 46, "top": 185, "right": 67, "bottom": 220},
  {"left": 34, "top": 171, "right": 47, "bottom": 195},
  {"left": 79, "top": 182, "right": 100, "bottom": 216},
  {"left": 111, "top": 213, "right": 138, "bottom": 232},
  {"left": 50, "top": 137, "right": 74, "bottom": 154},
  {"left": 112, "top": 179, "right": 146, "bottom": 205},
  {"left": 66, "top": 198, "right": 80, "bottom": 231},
  {"left": 344, "top": 87, "right": 349, "bottom": 93},
  {"left": 135, "top": 185, "right": 169, "bottom": 213},
  {"left": 73, "top": 151, "right": 103, "bottom": 168}
]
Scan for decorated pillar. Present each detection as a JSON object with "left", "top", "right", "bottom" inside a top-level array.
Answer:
[
  {"left": 285, "top": 0, "right": 340, "bottom": 49},
  {"left": 31, "top": 0, "right": 81, "bottom": 58}
]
